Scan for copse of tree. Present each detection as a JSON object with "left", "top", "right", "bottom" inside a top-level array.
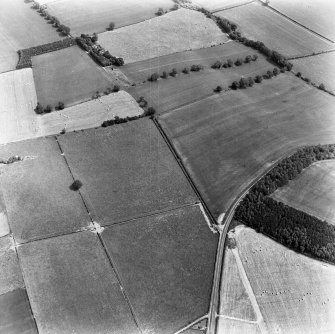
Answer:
[
  {"left": 234, "top": 144, "right": 335, "bottom": 263},
  {"left": 113, "top": 85, "right": 120, "bottom": 92},
  {"left": 190, "top": 64, "right": 203, "bottom": 72},
  {"left": 144, "top": 107, "right": 156, "bottom": 116}
]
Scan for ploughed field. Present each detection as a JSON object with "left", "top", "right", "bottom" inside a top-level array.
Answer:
[
  {"left": 269, "top": 0, "right": 335, "bottom": 42},
  {"left": 44, "top": 0, "right": 174, "bottom": 35},
  {"left": 32, "top": 46, "right": 114, "bottom": 108},
  {"left": 219, "top": 225, "right": 335, "bottom": 333},
  {"left": 271, "top": 160, "right": 335, "bottom": 226},
  {"left": 217, "top": 2, "right": 334, "bottom": 57},
  {"left": 0, "top": 0, "right": 64, "bottom": 73},
  {"left": 291, "top": 52, "right": 335, "bottom": 93},
  {"left": 98, "top": 8, "right": 228, "bottom": 64},
  {"left": 158, "top": 73, "right": 335, "bottom": 217},
  {"left": 125, "top": 42, "right": 274, "bottom": 113}
]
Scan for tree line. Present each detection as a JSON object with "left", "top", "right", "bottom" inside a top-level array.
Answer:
[
  {"left": 234, "top": 144, "right": 335, "bottom": 263},
  {"left": 147, "top": 64, "right": 203, "bottom": 81}
]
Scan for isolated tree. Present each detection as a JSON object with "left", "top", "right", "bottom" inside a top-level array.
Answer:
[
  {"left": 53, "top": 17, "right": 60, "bottom": 27},
  {"left": 248, "top": 77, "right": 254, "bottom": 87},
  {"left": 91, "top": 33, "right": 98, "bottom": 43},
  {"left": 44, "top": 105, "right": 52, "bottom": 113},
  {"left": 145, "top": 107, "right": 156, "bottom": 116},
  {"left": 211, "top": 60, "right": 222, "bottom": 69},
  {"left": 156, "top": 7, "right": 164, "bottom": 16},
  {"left": 70, "top": 180, "right": 82, "bottom": 191},
  {"left": 149, "top": 73, "right": 159, "bottom": 81},
  {"left": 170, "top": 4, "right": 179, "bottom": 10},
  {"left": 161, "top": 71, "right": 168, "bottom": 79},
  {"left": 227, "top": 59, "right": 233, "bottom": 67},
  {"left": 244, "top": 55, "right": 252, "bottom": 63},
  {"left": 273, "top": 67, "right": 279, "bottom": 76},
  {"left": 113, "top": 85, "right": 120, "bottom": 92},
  {"left": 239, "top": 77, "right": 248, "bottom": 88},
  {"left": 214, "top": 85, "right": 223, "bottom": 93},
  {"left": 254, "top": 75, "right": 263, "bottom": 83},
  {"left": 182, "top": 67, "right": 189, "bottom": 74},
  {"left": 170, "top": 68, "right": 177, "bottom": 77},
  {"left": 286, "top": 62, "right": 293, "bottom": 71},
  {"left": 222, "top": 62, "right": 228, "bottom": 68},
  {"left": 34, "top": 102, "right": 44, "bottom": 114},
  {"left": 319, "top": 83, "right": 326, "bottom": 91},
  {"left": 56, "top": 101, "right": 65, "bottom": 110},
  {"left": 235, "top": 58, "right": 243, "bottom": 66},
  {"left": 107, "top": 22, "right": 115, "bottom": 31},
  {"left": 252, "top": 54, "right": 258, "bottom": 61},
  {"left": 296, "top": 72, "right": 302, "bottom": 78},
  {"left": 231, "top": 81, "right": 239, "bottom": 90}
]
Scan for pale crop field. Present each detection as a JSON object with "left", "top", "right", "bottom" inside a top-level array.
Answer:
[
  {"left": 0, "top": 69, "right": 38, "bottom": 145},
  {"left": 158, "top": 73, "right": 335, "bottom": 217},
  {"left": 44, "top": 0, "right": 174, "bottom": 35},
  {"left": 271, "top": 160, "right": 335, "bottom": 225},
  {"left": 230, "top": 225, "right": 335, "bottom": 334},
  {"left": 39, "top": 91, "right": 143, "bottom": 137},
  {"left": 270, "top": 0, "right": 335, "bottom": 41},
  {"left": 291, "top": 52, "right": 335, "bottom": 93},
  {"left": 98, "top": 8, "right": 229, "bottom": 64},
  {"left": 217, "top": 2, "right": 334, "bottom": 57},
  {"left": 0, "top": 0, "right": 64, "bottom": 73}
]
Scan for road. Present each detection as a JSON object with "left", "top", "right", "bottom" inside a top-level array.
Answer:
[{"left": 206, "top": 149, "right": 298, "bottom": 334}]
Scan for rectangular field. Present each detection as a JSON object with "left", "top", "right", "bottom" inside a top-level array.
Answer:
[
  {"left": 0, "top": 0, "right": 64, "bottom": 73},
  {"left": 32, "top": 46, "right": 114, "bottom": 108},
  {"left": 18, "top": 232, "right": 140, "bottom": 334},
  {"left": 0, "top": 137, "right": 90, "bottom": 243},
  {"left": 101, "top": 205, "right": 218, "bottom": 334},
  {"left": 0, "top": 69, "right": 38, "bottom": 145},
  {"left": 158, "top": 73, "right": 335, "bottom": 217},
  {"left": 39, "top": 91, "right": 143, "bottom": 136},
  {"left": 125, "top": 43, "right": 274, "bottom": 113},
  {"left": 230, "top": 225, "right": 335, "bottom": 333},
  {"left": 270, "top": 0, "right": 335, "bottom": 41},
  {"left": 98, "top": 8, "right": 228, "bottom": 64},
  {"left": 45, "top": 0, "right": 174, "bottom": 35},
  {"left": 271, "top": 160, "right": 335, "bottom": 225},
  {"left": 291, "top": 52, "right": 335, "bottom": 93},
  {"left": 217, "top": 2, "right": 334, "bottom": 57},
  {"left": 57, "top": 119, "right": 197, "bottom": 226}
]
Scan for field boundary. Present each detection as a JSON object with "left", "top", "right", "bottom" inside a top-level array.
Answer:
[
  {"left": 152, "top": 118, "right": 218, "bottom": 231},
  {"left": 257, "top": 0, "right": 335, "bottom": 44},
  {"left": 288, "top": 49, "right": 335, "bottom": 60},
  {"left": 211, "top": 0, "right": 256, "bottom": 13}
]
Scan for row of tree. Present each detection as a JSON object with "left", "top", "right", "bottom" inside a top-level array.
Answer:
[
  {"left": 34, "top": 101, "right": 65, "bottom": 114},
  {"left": 16, "top": 38, "right": 76, "bottom": 69},
  {"left": 148, "top": 64, "right": 204, "bottom": 81},
  {"left": 234, "top": 144, "right": 335, "bottom": 263},
  {"left": 212, "top": 54, "right": 258, "bottom": 69},
  {"left": 31, "top": 3, "right": 70, "bottom": 35},
  {"left": 75, "top": 34, "right": 124, "bottom": 67}
]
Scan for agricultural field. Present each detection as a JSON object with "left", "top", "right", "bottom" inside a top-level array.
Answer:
[
  {"left": 158, "top": 73, "right": 335, "bottom": 217},
  {"left": 225, "top": 225, "right": 335, "bottom": 333},
  {"left": 291, "top": 52, "right": 335, "bottom": 93},
  {"left": 18, "top": 231, "right": 140, "bottom": 334},
  {"left": 101, "top": 205, "right": 218, "bottom": 334},
  {"left": 0, "top": 0, "right": 64, "bottom": 73},
  {"left": 125, "top": 44, "right": 274, "bottom": 113},
  {"left": 98, "top": 8, "right": 229, "bottom": 64},
  {"left": 44, "top": 0, "right": 175, "bottom": 35},
  {"left": 217, "top": 2, "right": 334, "bottom": 57},
  {"left": 57, "top": 119, "right": 198, "bottom": 226},
  {"left": 271, "top": 160, "right": 335, "bottom": 226},
  {"left": 0, "top": 137, "right": 90, "bottom": 243},
  {"left": 270, "top": 0, "right": 335, "bottom": 41},
  {"left": 39, "top": 91, "right": 143, "bottom": 136},
  {"left": 32, "top": 45, "right": 114, "bottom": 108},
  {"left": 0, "top": 68, "right": 38, "bottom": 145}
]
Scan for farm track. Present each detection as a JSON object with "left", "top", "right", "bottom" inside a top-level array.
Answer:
[
  {"left": 288, "top": 49, "right": 335, "bottom": 60},
  {"left": 258, "top": 1, "right": 335, "bottom": 44}
]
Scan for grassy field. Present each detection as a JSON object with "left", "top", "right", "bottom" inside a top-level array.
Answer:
[
  {"left": 291, "top": 52, "right": 335, "bottom": 93},
  {"left": 32, "top": 46, "right": 114, "bottom": 107},
  {"left": 18, "top": 231, "right": 140, "bottom": 334},
  {"left": 229, "top": 225, "right": 335, "bottom": 333},
  {"left": 101, "top": 205, "right": 218, "bottom": 334},
  {"left": 0, "top": 0, "right": 64, "bottom": 73},
  {"left": 126, "top": 44, "right": 274, "bottom": 113},
  {"left": 98, "top": 8, "right": 228, "bottom": 64},
  {"left": 271, "top": 160, "right": 335, "bottom": 226},
  {"left": 158, "top": 73, "right": 335, "bottom": 217},
  {"left": 39, "top": 91, "right": 143, "bottom": 136},
  {"left": 217, "top": 2, "right": 334, "bottom": 57},
  {"left": 0, "top": 137, "right": 90, "bottom": 243},
  {"left": 45, "top": 0, "right": 174, "bottom": 35},
  {"left": 57, "top": 119, "right": 197, "bottom": 226},
  {"left": 270, "top": 0, "right": 335, "bottom": 41},
  {"left": 0, "top": 69, "right": 38, "bottom": 145}
]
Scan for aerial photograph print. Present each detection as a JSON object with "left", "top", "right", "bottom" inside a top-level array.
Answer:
[{"left": 0, "top": 0, "right": 334, "bottom": 333}]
